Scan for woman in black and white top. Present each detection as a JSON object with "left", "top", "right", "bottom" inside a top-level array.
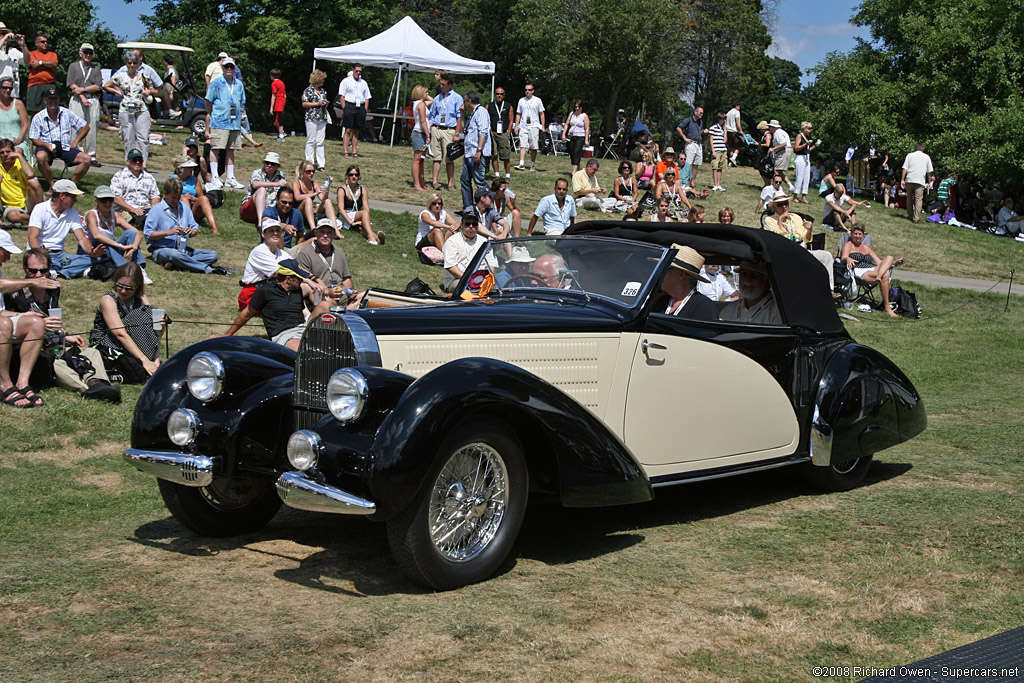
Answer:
[
  {"left": 336, "top": 165, "right": 383, "bottom": 244},
  {"left": 302, "top": 70, "right": 330, "bottom": 171},
  {"left": 90, "top": 262, "right": 164, "bottom": 382}
]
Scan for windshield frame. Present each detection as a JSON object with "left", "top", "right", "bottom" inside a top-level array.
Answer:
[{"left": 461, "top": 235, "right": 673, "bottom": 311}]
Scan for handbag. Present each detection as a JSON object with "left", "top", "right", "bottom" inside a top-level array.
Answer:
[{"left": 446, "top": 141, "right": 465, "bottom": 160}]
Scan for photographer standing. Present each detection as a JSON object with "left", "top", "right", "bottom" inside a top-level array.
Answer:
[{"left": 0, "top": 24, "right": 26, "bottom": 98}]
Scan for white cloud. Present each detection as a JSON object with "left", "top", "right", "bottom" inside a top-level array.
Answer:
[
  {"left": 769, "top": 36, "right": 814, "bottom": 62},
  {"left": 792, "top": 22, "right": 858, "bottom": 37}
]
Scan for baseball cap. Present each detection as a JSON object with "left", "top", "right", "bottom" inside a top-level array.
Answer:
[
  {"left": 94, "top": 185, "right": 115, "bottom": 199},
  {"left": 260, "top": 218, "right": 283, "bottom": 232},
  {"left": 315, "top": 217, "right": 336, "bottom": 231},
  {"left": 277, "top": 259, "right": 311, "bottom": 280},
  {"left": 42, "top": 85, "right": 58, "bottom": 99},
  {"left": 461, "top": 211, "right": 479, "bottom": 224},
  {"left": 80, "top": 43, "right": 94, "bottom": 52},
  {"left": 126, "top": 148, "right": 144, "bottom": 161},
  {"left": 221, "top": 58, "right": 236, "bottom": 68},
  {"left": 184, "top": 136, "right": 199, "bottom": 148},
  {"left": 52, "top": 179, "right": 84, "bottom": 195},
  {"left": 474, "top": 187, "right": 494, "bottom": 201},
  {"left": 0, "top": 228, "right": 22, "bottom": 255},
  {"left": 218, "top": 51, "right": 228, "bottom": 59}
]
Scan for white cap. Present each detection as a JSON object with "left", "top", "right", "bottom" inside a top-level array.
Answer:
[{"left": 0, "top": 228, "right": 23, "bottom": 254}]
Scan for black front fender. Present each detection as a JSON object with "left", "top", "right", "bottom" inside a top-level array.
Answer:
[
  {"left": 365, "top": 357, "right": 652, "bottom": 519},
  {"left": 813, "top": 343, "right": 926, "bottom": 464},
  {"left": 132, "top": 338, "right": 297, "bottom": 470}
]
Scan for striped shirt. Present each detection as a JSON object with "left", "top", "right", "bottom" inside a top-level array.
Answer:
[{"left": 709, "top": 123, "right": 727, "bottom": 154}]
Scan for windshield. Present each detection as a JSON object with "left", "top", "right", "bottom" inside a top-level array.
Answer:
[{"left": 471, "top": 236, "right": 669, "bottom": 306}]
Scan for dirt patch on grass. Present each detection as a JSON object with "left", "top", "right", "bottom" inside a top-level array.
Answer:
[
  {"left": 75, "top": 471, "right": 125, "bottom": 491},
  {"left": 0, "top": 438, "right": 124, "bottom": 468}
]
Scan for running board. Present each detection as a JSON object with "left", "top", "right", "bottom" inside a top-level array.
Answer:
[{"left": 650, "top": 455, "right": 811, "bottom": 488}]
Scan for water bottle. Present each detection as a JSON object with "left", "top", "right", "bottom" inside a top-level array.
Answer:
[
  {"left": 322, "top": 176, "right": 333, "bottom": 193},
  {"left": 342, "top": 286, "right": 355, "bottom": 298}
]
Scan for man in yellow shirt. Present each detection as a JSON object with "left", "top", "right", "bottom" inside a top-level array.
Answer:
[
  {"left": 571, "top": 158, "right": 605, "bottom": 210},
  {"left": 0, "top": 138, "right": 42, "bottom": 226}
]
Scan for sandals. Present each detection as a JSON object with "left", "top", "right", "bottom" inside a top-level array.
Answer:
[
  {"left": 895, "top": 258, "right": 906, "bottom": 267},
  {"left": 2, "top": 386, "right": 33, "bottom": 409},
  {"left": 17, "top": 385, "right": 44, "bottom": 407}
]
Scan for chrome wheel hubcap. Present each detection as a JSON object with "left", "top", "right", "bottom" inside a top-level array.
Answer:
[{"left": 429, "top": 442, "right": 508, "bottom": 562}]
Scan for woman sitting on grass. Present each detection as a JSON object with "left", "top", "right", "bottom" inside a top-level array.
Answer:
[
  {"left": 416, "top": 192, "right": 458, "bottom": 259},
  {"left": 840, "top": 224, "right": 905, "bottom": 319},
  {"left": 172, "top": 156, "right": 219, "bottom": 235},
  {"left": 654, "top": 169, "right": 692, "bottom": 216},
  {"left": 336, "top": 165, "right": 384, "bottom": 245},
  {"left": 89, "top": 262, "right": 164, "bottom": 382},
  {"left": 292, "top": 160, "right": 339, "bottom": 239},
  {"left": 491, "top": 178, "right": 522, "bottom": 237}
]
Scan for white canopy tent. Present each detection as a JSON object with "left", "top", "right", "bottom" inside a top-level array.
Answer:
[{"left": 313, "top": 16, "right": 496, "bottom": 146}]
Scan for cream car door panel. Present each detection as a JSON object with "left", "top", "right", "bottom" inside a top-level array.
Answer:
[
  {"left": 377, "top": 333, "right": 622, "bottom": 418},
  {"left": 624, "top": 332, "right": 799, "bottom": 469}
]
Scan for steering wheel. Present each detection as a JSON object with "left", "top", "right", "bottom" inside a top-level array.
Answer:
[{"left": 505, "top": 273, "right": 548, "bottom": 288}]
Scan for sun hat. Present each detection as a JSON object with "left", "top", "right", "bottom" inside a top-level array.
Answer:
[
  {"left": 756, "top": 121, "right": 769, "bottom": 131},
  {"left": 263, "top": 151, "right": 281, "bottom": 164},
  {"left": 663, "top": 147, "right": 676, "bottom": 155},
  {"left": 769, "top": 190, "right": 791, "bottom": 205},
  {"left": 507, "top": 246, "right": 535, "bottom": 263},
  {"left": 668, "top": 244, "right": 710, "bottom": 283},
  {"left": 768, "top": 119, "right": 781, "bottom": 128}
]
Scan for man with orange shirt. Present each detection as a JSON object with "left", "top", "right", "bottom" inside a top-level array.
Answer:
[
  {"left": 655, "top": 147, "right": 680, "bottom": 184},
  {"left": 25, "top": 34, "right": 57, "bottom": 117}
]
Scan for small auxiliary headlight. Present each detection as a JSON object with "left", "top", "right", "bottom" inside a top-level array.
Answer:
[
  {"left": 325, "top": 369, "right": 368, "bottom": 423},
  {"left": 167, "top": 408, "right": 200, "bottom": 446},
  {"left": 287, "top": 430, "right": 322, "bottom": 471},
  {"left": 187, "top": 351, "right": 224, "bottom": 402}
]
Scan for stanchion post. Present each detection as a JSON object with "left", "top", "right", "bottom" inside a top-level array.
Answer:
[{"left": 1005, "top": 268, "right": 1015, "bottom": 313}]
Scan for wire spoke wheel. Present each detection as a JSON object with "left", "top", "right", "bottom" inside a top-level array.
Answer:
[{"left": 428, "top": 442, "right": 509, "bottom": 562}]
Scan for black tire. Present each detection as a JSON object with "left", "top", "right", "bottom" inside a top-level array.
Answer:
[
  {"left": 802, "top": 455, "right": 873, "bottom": 492},
  {"left": 157, "top": 474, "right": 281, "bottom": 537},
  {"left": 190, "top": 115, "right": 207, "bottom": 136},
  {"left": 386, "top": 419, "right": 528, "bottom": 591}
]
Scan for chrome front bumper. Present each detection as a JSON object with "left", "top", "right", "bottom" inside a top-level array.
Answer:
[
  {"left": 275, "top": 471, "right": 376, "bottom": 515},
  {"left": 123, "top": 448, "right": 216, "bottom": 487}
]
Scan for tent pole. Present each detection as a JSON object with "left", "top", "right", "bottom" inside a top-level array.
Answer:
[
  {"left": 390, "top": 64, "right": 402, "bottom": 147},
  {"left": 490, "top": 73, "right": 495, "bottom": 102}
]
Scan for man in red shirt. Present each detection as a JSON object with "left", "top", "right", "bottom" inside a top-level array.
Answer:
[
  {"left": 269, "top": 68, "right": 286, "bottom": 141},
  {"left": 25, "top": 33, "right": 57, "bottom": 117}
]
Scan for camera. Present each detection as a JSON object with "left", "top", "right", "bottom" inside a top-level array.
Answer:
[{"left": 53, "top": 141, "right": 63, "bottom": 157}]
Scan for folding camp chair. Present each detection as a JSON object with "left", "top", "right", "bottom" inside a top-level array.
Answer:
[
  {"left": 834, "top": 232, "right": 887, "bottom": 309},
  {"left": 599, "top": 129, "right": 622, "bottom": 159}
]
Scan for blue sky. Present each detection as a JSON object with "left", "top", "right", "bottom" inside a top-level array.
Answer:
[{"left": 94, "top": 0, "right": 870, "bottom": 85}]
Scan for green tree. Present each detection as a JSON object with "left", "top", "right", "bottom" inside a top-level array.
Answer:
[
  {"left": 507, "top": 0, "right": 690, "bottom": 133},
  {"left": 811, "top": 0, "right": 1024, "bottom": 182},
  {"left": 741, "top": 57, "right": 812, "bottom": 141}
]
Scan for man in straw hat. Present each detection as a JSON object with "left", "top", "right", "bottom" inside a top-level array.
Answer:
[
  {"left": 653, "top": 243, "right": 717, "bottom": 321},
  {"left": 720, "top": 261, "right": 780, "bottom": 325},
  {"left": 762, "top": 189, "right": 835, "bottom": 291}
]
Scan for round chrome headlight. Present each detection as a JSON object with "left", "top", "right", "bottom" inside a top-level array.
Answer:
[
  {"left": 187, "top": 351, "right": 224, "bottom": 402},
  {"left": 326, "top": 369, "right": 368, "bottom": 423},
  {"left": 287, "top": 430, "right": 323, "bottom": 471},
  {"left": 167, "top": 408, "right": 200, "bottom": 446}
]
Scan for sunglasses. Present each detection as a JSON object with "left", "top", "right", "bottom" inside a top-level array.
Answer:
[
  {"left": 348, "top": 172, "right": 360, "bottom": 177},
  {"left": 278, "top": 200, "right": 292, "bottom": 205},
  {"left": 431, "top": 201, "right": 443, "bottom": 206},
  {"left": 115, "top": 283, "right": 136, "bottom": 292},
  {"left": 0, "top": 87, "right": 12, "bottom": 91},
  {"left": 25, "top": 267, "right": 49, "bottom": 275},
  {"left": 304, "top": 169, "right": 315, "bottom": 174},
  {"left": 98, "top": 197, "right": 114, "bottom": 203}
]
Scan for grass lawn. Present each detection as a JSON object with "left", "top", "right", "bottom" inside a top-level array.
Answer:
[{"left": 1, "top": 126, "right": 1022, "bottom": 680}]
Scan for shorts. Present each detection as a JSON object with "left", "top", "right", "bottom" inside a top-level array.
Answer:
[
  {"left": 272, "top": 324, "right": 306, "bottom": 346},
  {"left": 493, "top": 132, "right": 511, "bottom": 161},
  {"left": 342, "top": 102, "right": 366, "bottom": 130},
  {"left": 429, "top": 127, "right": 456, "bottom": 163},
  {"left": 684, "top": 142, "right": 702, "bottom": 166},
  {"left": 726, "top": 131, "right": 741, "bottom": 151},
  {"left": 26, "top": 83, "right": 53, "bottom": 112},
  {"left": 411, "top": 130, "right": 427, "bottom": 152},
  {"left": 4, "top": 312, "right": 28, "bottom": 337},
  {"left": 823, "top": 211, "right": 848, "bottom": 229},
  {"left": 774, "top": 149, "right": 792, "bottom": 171},
  {"left": 711, "top": 150, "right": 728, "bottom": 171},
  {"left": 853, "top": 266, "right": 873, "bottom": 279},
  {"left": 209, "top": 128, "right": 242, "bottom": 150},
  {"left": 339, "top": 209, "right": 359, "bottom": 225},
  {"left": 34, "top": 145, "right": 82, "bottom": 166},
  {"left": 239, "top": 196, "right": 258, "bottom": 224},
  {"left": 238, "top": 284, "right": 257, "bottom": 311},
  {"left": 2, "top": 205, "right": 27, "bottom": 220},
  {"left": 519, "top": 127, "right": 540, "bottom": 151},
  {"left": 273, "top": 111, "right": 282, "bottom": 127}
]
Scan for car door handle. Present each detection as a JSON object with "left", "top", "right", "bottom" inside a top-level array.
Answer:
[{"left": 642, "top": 339, "right": 667, "bottom": 352}]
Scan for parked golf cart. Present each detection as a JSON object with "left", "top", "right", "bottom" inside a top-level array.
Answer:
[{"left": 102, "top": 41, "right": 209, "bottom": 136}]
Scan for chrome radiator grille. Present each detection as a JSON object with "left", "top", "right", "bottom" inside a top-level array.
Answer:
[{"left": 293, "top": 315, "right": 357, "bottom": 430}]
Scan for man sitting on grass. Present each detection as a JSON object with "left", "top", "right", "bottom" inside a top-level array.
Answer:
[
  {"left": 260, "top": 187, "right": 304, "bottom": 248},
  {"left": 110, "top": 148, "right": 160, "bottom": 229},
  {"left": 144, "top": 177, "right": 233, "bottom": 275},
  {"left": 823, "top": 183, "right": 869, "bottom": 232},
  {"left": 214, "top": 259, "right": 332, "bottom": 351},
  {"left": 240, "top": 151, "right": 289, "bottom": 225},
  {"left": 0, "top": 137, "right": 43, "bottom": 227}
]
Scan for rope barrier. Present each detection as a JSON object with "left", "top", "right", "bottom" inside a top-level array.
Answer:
[{"left": 844, "top": 269, "right": 1016, "bottom": 324}]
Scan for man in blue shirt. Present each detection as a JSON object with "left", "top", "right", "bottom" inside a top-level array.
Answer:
[
  {"left": 460, "top": 90, "right": 491, "bottom": 213},
  {"left": 145, "top": 177, "right": 233, "bottom": 275},
  {"left": 204, "top": 57, "right": 246, "bottom": 190},
  {"left": 427, "top": 72, "right": 463, "bottom": 191},
  {"left": 676, "top": 106, "right": 706, "bottom": 189},
  {"left": 260, "top": 187, "right": 305, "bottom": 247},
  {"left": 527, "top": 178, "right": 576, "bottom": 236}
]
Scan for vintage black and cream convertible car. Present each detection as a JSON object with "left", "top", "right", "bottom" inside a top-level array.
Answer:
[{"left": 125, "top": 223, "right": 926, "bottom": 590}]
